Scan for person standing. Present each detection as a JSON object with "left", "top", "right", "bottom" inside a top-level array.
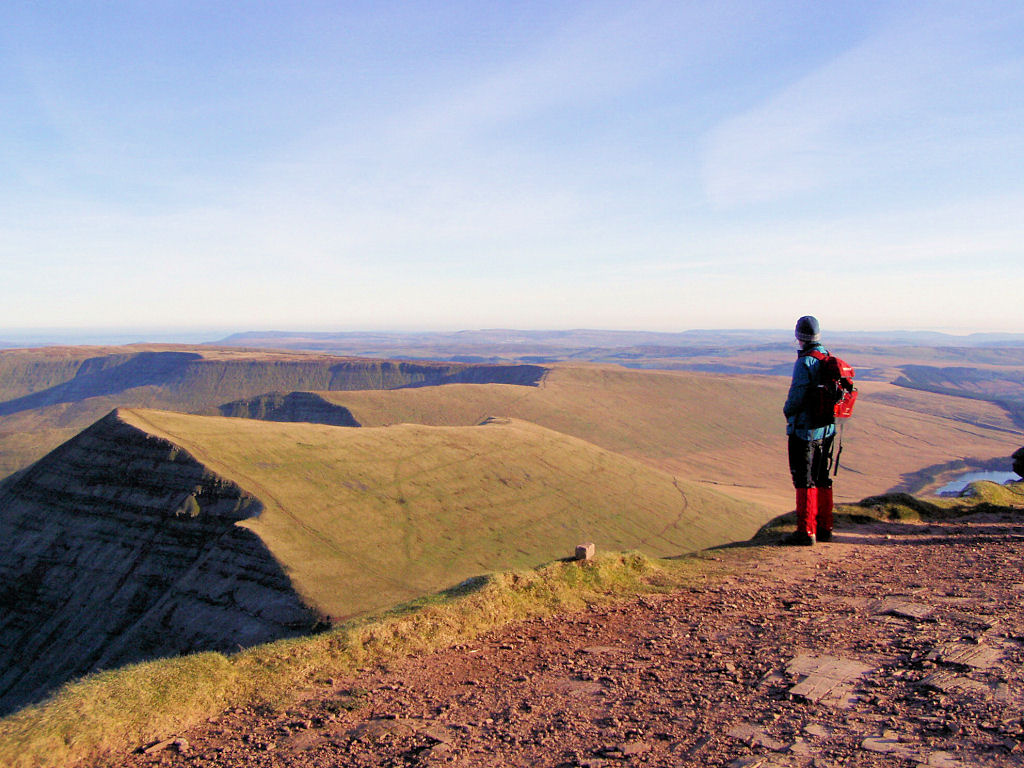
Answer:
[{"left": 782, "top": 315, "right": 836, "bottom": 545}]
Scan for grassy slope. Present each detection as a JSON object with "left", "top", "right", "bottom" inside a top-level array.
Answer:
[
  {"left": 120, "top": 408, "right": 768, "bottom": 619},
  {"left": 314, "top": 366, "right": 1024, "bottom": 511},
  {"left": 321, "top": 366, "right": 788, "bottom": 506}
]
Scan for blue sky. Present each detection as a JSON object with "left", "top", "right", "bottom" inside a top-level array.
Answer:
[{"left": 1, "top": 0, "right": 1022, "bottom": 336}]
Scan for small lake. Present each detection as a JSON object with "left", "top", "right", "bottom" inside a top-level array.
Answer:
[{"left": 935, "top": 471, "right": 1020, "bottom": 496}]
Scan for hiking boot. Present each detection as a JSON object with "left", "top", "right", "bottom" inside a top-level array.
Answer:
[
  {"left": 782, "top": 530, "right": 815, "bottom": 546},
  {"left": 816, "top": 528, "right": 833, "bottom": 542}
]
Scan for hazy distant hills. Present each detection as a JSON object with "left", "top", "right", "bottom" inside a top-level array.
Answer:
[
  {"left": 213, "top": 326, "right": 1024, "bottom": 445},
  {"left": 213, "top": 330, "right": 1024, "bottom": 424},
  {"left": 214, "top": 329, "right": 1024, "bottom": 372},
  {"left": 216, "top": 328, "right": 1024, "bottom": 351}
]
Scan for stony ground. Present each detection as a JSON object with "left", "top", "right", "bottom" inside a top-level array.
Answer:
[{"left": 102, "top": 513, "right": 1024, "bottom": 768}]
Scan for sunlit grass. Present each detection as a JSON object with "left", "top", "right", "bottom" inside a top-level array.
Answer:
[{"left": 120, "top": 408, "right": 769, "bottom": 619}]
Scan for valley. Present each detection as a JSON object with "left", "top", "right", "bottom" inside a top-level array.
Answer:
[{"left": 0, "top": 336, "right": 1022, "bottom": 763}]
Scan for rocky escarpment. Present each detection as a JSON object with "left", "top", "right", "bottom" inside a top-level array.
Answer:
[
  {"left": 0, "top": 349, "right": 547, "bottom": 418},
  {"left": 219, "top": 392, "right": 360, "bottom": 426},
  {"left": 0, "top": 411, "right": 320, "bottom": 716},
  {"left": 0, "top": 348, "right": 548, "bottom": 483}
]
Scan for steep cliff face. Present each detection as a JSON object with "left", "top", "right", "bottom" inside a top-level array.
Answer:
[
  {"left": 0, "top": 349, "right": 547, "bottom": 418},
  {"left": 218, "top": 392, "right": 360, "bottom": 426},
  {"left": 0, "top": 347, "right": 548, "bottom": 481},
  {"left": 0, "top": 411, "right": 320, "bottom": 716}
]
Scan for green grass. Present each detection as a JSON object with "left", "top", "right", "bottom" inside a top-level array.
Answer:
[
  {"left": 120, "top": 408, "right": 770, "bottom": 619},
  {"left": 317, "top": 366, "right": 1024, "bottom": 514},
  {"left": 851, "top": 479, "right": 1024, "bottom": 521},
  {"left": 0, "top": 550, "right": 737, "bottom": 768}
]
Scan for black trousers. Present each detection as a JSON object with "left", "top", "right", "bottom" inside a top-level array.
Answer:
[{"left": 788, "top": 433, "right": 835, "bottom": 489}]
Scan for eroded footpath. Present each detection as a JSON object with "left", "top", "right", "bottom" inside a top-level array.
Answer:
[{"left": 104, "top": 514, "right": 1024, "bottom": 768}]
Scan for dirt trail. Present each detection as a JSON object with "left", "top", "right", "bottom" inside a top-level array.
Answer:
[{"left": 103, "top": 514, "right": 1024, "bottom": 768}]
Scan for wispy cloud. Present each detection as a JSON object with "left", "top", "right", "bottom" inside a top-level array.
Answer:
[
  {"left": 701, "top": 2, "right": 1024, "bottom": 208},
  {"left": 2, "top": 2, "right": 1023, "bottom": 333}
]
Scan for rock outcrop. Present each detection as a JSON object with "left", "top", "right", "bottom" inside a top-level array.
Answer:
[
  {"left": 1013, "top": 446, "right": 1024, "bottom": 477},
  {"left": 0, "top": 411, "right": 320, "bottom": 716},
  {"left": 0, "top": 349, "right": 547, "bottom": 418},
  {"left": 218, "top": 392, "right": 360, "bottom": 426}
]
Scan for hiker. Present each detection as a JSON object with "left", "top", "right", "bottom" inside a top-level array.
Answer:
[{"left": 783, "top": 315, "right": 835, "bottom": 545}]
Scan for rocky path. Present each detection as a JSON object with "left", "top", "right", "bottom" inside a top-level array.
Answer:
[{"left": 105, "top": 513, "right": 1024, "bottom": 768}]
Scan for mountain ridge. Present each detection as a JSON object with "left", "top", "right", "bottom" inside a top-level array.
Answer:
[
  {"left": 0, "top": 409, "right": 320, "bottom": 716},
  {"left": 0, "top": 405, "right": 770, "bottom": 715},
  {"left": 0, "top": 346, "right": 545, "bottom": 480}
]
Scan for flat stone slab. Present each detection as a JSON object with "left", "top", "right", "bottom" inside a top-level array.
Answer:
[
  {"left": 923, "top": 752, "right": 966, "bottom": 767},
  {"left": 919, "top": 670, "right": 992, "bottom": 698},
  {"left": 943, "top": 610, "right": 998, "bottom": 630},
  {"left": 870, "top": 599, "right": 934, "bottom": 621},
  {"left": 552, "top": 678, "right": 604, "bottom": 697},
  {"left": 726, "top": 723, "right": 788, "bottom": 751},
  {"left": 927, "top": 642, "right": 1002, "bottom": 670},
  {"left": 861, "top": 734, "right": 919, "bottom": 760},
  {"left": 802, "top": 723, "right": 833, "bottom": 739},
  {"left": 727, "top": 758, "right": 788, "bottom": 768},
  {"left": 786, "top": 654, "right": 873, "bottom": 708},
  {"left": 860, "top": 730, "right": 967, "bottom": 766},
  {"left": 727, "top": 758, "right": 769, "bottom": 768}
]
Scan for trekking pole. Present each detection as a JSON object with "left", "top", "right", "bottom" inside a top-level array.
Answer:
[{"left": 832, "top": 421, "right": 845, "bottom": 477}]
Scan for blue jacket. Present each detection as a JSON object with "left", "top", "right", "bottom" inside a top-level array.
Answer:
[{"left": 784, "top": 343, "right": 837, "bottom": 441}]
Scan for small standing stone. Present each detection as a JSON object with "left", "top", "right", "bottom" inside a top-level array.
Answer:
[{"left": 575, "top": 543, "right": 596, "bottom": 561}]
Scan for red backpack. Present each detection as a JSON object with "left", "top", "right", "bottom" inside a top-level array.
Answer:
[{"left": 805, "top": 350, "right": 857, "bottom": 426}]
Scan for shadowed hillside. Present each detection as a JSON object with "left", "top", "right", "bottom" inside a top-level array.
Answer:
[
  {"left": 0, "top": 347, "right": 544, "bottom": 415},
  {"left": 0, "top": 412, "right": 320, "bottom": 717},
  {"left": 218, "top": 391, "right": 360, "bottom": 426},
  {"left": 0, "top": 406, "right": 767, "bottom": 715}
]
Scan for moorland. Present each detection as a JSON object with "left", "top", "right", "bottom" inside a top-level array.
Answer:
[{"left": 0, "top": 330, "right": 1022, "bottom": 766}]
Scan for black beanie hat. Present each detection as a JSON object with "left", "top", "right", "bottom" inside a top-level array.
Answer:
[{"left": 795, "top": 315, "right": 820, "bottom": 343}]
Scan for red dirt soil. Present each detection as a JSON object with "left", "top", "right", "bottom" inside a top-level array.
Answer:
[{"left": 96, "top": 514, "right": 1024, "bottom": 768}]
